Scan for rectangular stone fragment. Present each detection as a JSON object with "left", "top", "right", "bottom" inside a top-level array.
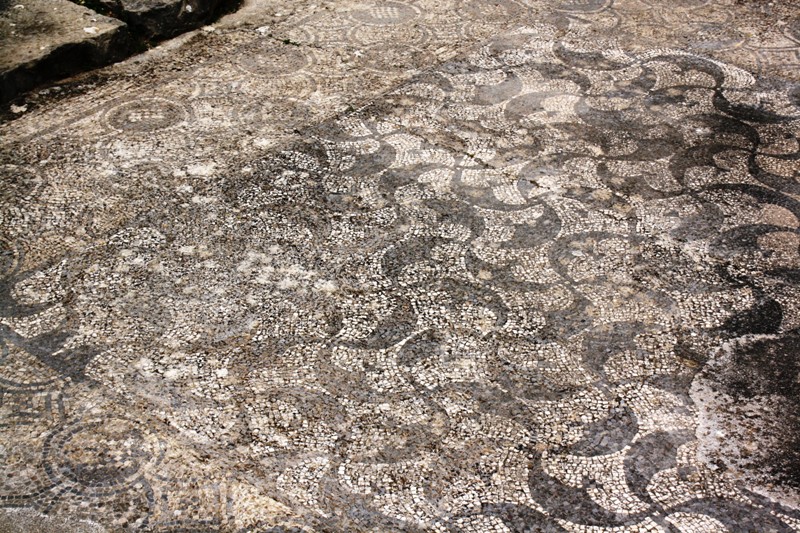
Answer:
[
  {"left": 92, "top": 0, "right": 236, "bottom": 39},
  {"left": 0, "top": 0, "right": 129, "bottom": 103}
]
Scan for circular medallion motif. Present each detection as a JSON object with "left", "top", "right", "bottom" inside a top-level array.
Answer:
[
  {"left": 350, "top": 2, "right": 419, "bottom": 25},
  {"left": 688, "top": 23, "right": 746, "bottom": 50},
  {"left": 45, "top": 418, "right": 164, "bottom": 491},
  {"left": 553, "top": 0, "right": 612, "bottom": 13},
  {"left": 641, "top": 0, "right": 710, "bottom": 6},
  {"left": 355, "top": 43, "right": 435, "bottom": 73},
  {"left": 106, "top": 98, "right": 187, "bottom": 132},
  {"left": 238, "top": 44, "right": 312, "bottom": 76}
]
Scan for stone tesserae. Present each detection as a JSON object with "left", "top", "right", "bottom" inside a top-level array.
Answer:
[{"left": 1, "top": 0, "right": 799, "bottom": 531}]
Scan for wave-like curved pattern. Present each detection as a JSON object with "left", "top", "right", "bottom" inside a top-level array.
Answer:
[{"left": 1, "top": 5, "right": 799, "bottom": 532}]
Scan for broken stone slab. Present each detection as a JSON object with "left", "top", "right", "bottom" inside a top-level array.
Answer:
[
  {"left": 89, "top": 0, "right": 239, "bottom": 40},
  {"left": 0, "top": 0, "right": 130, "bottom": 104}
]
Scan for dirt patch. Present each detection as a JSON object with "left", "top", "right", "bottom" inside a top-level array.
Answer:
[{"left": 694, "top": 332, "right": 800, "bottom": 506}]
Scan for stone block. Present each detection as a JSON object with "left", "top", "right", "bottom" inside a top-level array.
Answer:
[
  {"left": 92, "top": 0, "right": 238, "bottom": 40},
  {"left": 0, "top": 0, "right": 129, "bottom": 103}
]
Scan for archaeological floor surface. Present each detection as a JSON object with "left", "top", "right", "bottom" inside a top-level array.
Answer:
[{"left": 1, "top": 0, "right": 800, "bottom": 531}]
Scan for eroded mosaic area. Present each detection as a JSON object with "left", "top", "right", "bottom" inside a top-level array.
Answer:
[{"left": 1, "top": 2, "right": 800, "bottom": 531}]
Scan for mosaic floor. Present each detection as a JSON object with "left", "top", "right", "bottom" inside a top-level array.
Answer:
[{"left": 1, "top": 0, "right": 799, "bottom": 531}]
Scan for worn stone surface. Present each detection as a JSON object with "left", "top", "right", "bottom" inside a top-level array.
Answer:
[
  {"left": 1, "top": 0, "right": 799, "bottom": 531},
  {"left": 0, "top": 0, "right": 129, "bottom": 104},
  {"left": 91, "top": 0, "right": 240, "bottom": 40},
  {"left": 0, "top": 507, "right": 106, "bottom": 533}
]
